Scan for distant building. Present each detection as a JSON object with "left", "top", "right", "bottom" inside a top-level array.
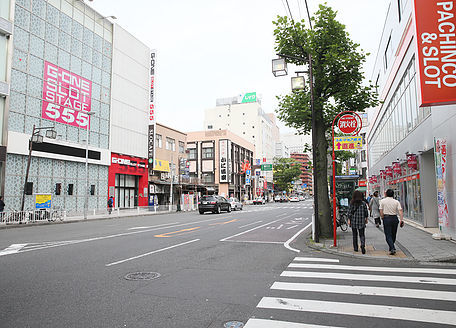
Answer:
[
  {"left": 275, "top": 141, "right": 290, "bottom": 158},
  {"left": 290, "top": 153, "right": 312, "bottom": 195},
  {"left": 280, "top": 133, "right": 312, "bottom": 155},
  {"left": 186, "top": 129, "right": 254, "bottom": 200}
]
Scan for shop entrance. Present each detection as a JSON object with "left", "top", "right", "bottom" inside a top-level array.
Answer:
[{"left": 115, "top": 174, "right": 138, "bottom": 208}]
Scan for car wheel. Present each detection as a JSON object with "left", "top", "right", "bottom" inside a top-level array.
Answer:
[
  {"left": 240, "top": 206, "right": 243, "bottom": 210},
  {"left": 216, "top": 206, "right": 221, "bottom": 214},
  {"left": 227, "top": 206, "right": 231, "bottom": 213},
  {"left": 199, "top": 210, "right": 204, "bottom": 215}
]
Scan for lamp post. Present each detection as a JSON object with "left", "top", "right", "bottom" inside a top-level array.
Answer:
[
  {"left": 21, "top": 125, "right": 57, "bottom": 211},
  {"left": 83, "top": 112, "right": 96, "bottom": 220},
  {"left": 272, "top": 53, "right": 320, "bottom": 242}
]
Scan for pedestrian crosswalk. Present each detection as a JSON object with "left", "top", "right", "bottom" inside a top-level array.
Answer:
[{"left": 244, "top": 256, "right": 456, "bottom": 327}]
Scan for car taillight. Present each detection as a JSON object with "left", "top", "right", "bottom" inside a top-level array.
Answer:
[
  {"left": 198, "top": 202, "right": 201, "bottom": 205},
  {"left": 210, "top": 201, "right": 216, "bottom": 204}
]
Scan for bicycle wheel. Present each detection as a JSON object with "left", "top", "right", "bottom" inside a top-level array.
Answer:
[{"left": 340, "top": 215, "right": 348, "bottom": 231}]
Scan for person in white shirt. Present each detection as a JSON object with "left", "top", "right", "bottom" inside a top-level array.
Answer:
[{"left": 379, "top": 189, "right": 404, "bottom": 255}]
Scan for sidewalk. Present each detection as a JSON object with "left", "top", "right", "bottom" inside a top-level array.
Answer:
[{"left": 309, "top": 218, "right": 456, "bottom": 263}]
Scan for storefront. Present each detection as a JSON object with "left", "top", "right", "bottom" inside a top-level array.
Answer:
[{"left": 108, "top": 153, "right": 148, "bottom": 208}]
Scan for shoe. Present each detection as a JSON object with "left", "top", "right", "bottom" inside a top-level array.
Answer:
[
  {"left": 375, "top": 224, "right": 379, "bottom": 228},
  {"left": 354, "top": 249, "right": 358, "bottom": 252},
  {"left": 389, "top": 250, "right": 396, "bottom": 255},
  {"left": 361, "top": 247, "right": 366, "bottom": 254}
]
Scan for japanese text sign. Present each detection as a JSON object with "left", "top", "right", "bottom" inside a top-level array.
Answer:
[
  {"left": 219, "top": 139, "right": 229, "bottom": 183},
  {"left": 434, "top": 138, "right": 449, "bottom": 231},
  {"left": 42, "top": 61, "right": 92, "bottom": 129},
  {"left": 413, "top": 0, "right": 456, "bottom": 106},
  {"left": 338, "top": 114, "right": 358, "bottom": 134},
  {"left": 334, "top": 136, "right": 363, "bottom": 151}
]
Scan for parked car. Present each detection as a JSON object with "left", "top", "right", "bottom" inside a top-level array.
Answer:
[
  {"left": 198, "top": 195, "right": 231, "bottom": 214},
  {"left": 298, "top": 195, "right": 305, "bottom": 201},
  {"left": 289, "top": 196, "right": 299, "bottom": 202},
  {"left": 274, "top": 195, "right": 282, "bottom": 202},
  {"left": 229, "top": 197, "right": 243, "bottom": 211},
  {"left": 253, "top": 197, "right": 266, "bottom": 205}
]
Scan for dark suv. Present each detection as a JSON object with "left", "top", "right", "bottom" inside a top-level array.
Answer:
[{"left": 198, "top": 195, "right": 231, "bottom": 214}]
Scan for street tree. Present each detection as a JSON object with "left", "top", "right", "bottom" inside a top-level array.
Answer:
[
  {"left": 273, "top": 5, "right": 378, "bottom": 237},
  {"left": 273, "top": 157, "right": 302, "bottom": 192}
]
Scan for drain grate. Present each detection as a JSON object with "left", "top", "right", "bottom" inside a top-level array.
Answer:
[
  {"left": 124, "top": 272, "right": 160, "bottom": 281},
  {"left": 224, "top": 321, "right": 244, "bottom": 328}
]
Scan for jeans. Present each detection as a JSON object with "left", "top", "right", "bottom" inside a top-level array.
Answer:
[
  {"left": 352, "top": 227, "right": 365, "bottom": 250},
  {"left": 383, "top": 215, "right": 399, "bottom": 251}
]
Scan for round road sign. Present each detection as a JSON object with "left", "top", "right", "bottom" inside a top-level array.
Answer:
[{"left": 338, "top": 114, "right": 358, "bottom": 134}]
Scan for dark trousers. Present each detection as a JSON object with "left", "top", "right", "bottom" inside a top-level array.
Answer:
[
  {"left": 352, "top": 227, "right": 365, "bottom": 250},
  {"left": 383, "top": 216, "right": 399, "bottom": 251},
  {"left": 374, "top": 217, "right": 381, "bottom": 226}
]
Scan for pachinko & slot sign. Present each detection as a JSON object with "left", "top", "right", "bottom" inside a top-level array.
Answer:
[{"left": 42, "top": 61, "right": 92, "bottom": 129}]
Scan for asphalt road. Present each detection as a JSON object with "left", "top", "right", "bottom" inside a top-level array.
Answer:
[{"left": 1, "top": 200, "right": 456, "bottom": 328}]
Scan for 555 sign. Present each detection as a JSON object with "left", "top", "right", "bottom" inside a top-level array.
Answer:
[{"left": 42, "top": 61, "right": 92, "bottom": 129}]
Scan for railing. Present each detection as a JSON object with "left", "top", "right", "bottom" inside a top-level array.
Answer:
[{"left": 0, "top": 205, "right": 197, "bottom": 226}]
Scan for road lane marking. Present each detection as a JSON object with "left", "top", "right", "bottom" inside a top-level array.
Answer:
[
  {"left": 271, "top": 282, "right": 456, "bottom": 302},
  {"left": 0, "top": 244, "right": 28, "bottom": 256},
  {"left": 128, "top": 222, "right": 180, "bottom": 230},
  {"left": 239, "top": 221, "right": 262, "bottom": 228},
  {"left": 277, "top": 224, "right": 283, "bottom": 230},
  {"left": 288, "top": 263, "right": 456, "bottom": 275},
  {"left": 154, "top": 227, "right": 200, "bottom": 238},
  {"left": 244, "top": 318, "right": 344, "bottom": 328},
  {"left": 293, "top": 257, "right": 339, "bottom": 263},
  {"left": 277, "top": 213, "right": 288, "bottom": 217},
  {"left": 283, "top": 223, "right": 312, "bottom": 253},
  {"left": 209, "top": 219, "right": 238, "bottom": 225},
  {"left": 287, "top": 225, "right": 299, "bottom": 229},
  {"left": 106, "top": 239, "right": 200, "bottom": 267},
  {"left": 219, "top": 219, "right": 283, "bottom": 242},
  {"left": 223, "top": 240, "right": 283, "bottom": 244},
  {"left": 281, "top": 271, "right": 456, "bottom": 285},
  {"left": 257, "top": 297, "right": 456, "bottom": 326}
]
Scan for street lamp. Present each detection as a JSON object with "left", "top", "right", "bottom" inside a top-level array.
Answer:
[
  {"left": 21, "top": 125, "right": 57, "bottom": 211},
  {"left": 83, "top": 112, "right": 96, "bottom": 219},
  {"left": 272, "top": 53, "right": 320, "bottom": 242}
]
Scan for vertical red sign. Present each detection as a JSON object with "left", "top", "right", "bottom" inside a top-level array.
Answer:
[{"left": 413, "top": 0, "right": 456, "bottom": 106}]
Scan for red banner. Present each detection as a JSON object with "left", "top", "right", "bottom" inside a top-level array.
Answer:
[
  {"left": 388, "top": 174, "right": 420, "bottom": 185},
  {"left": 380, "top": 170, "right": 386, "bottom": 179},
  {"left": 358, "top": 179, "right": 367, "bottom": 187},
  {"left": 407, "top": 154, "right": 418, "bottom": 170},
  {"left": 393, "top": 162, "right": 401, "bottom": 174},
  {"left": 371, "top": 175, "right": 378, "bottom": 183},
  {"left": 385, "top": 166, "right": 393, "bottom": 177},
  {"left": 413, "top": 0, "right": 456, "bottom": 106}
]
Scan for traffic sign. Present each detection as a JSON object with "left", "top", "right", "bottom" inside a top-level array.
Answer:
[
  {"left": 338, "top": 114, "right": 358, "bottom": 134},
  {"left": 334, "top": 136, "right": 363, "bottom": 151},
  {"left": 261, "top": 164, "right": 273, "bottom": 171}
]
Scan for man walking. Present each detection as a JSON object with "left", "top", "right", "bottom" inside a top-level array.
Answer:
[
  {"left": 107, "top": 196, "right": 114, "bottom": 215},
  {"left": 379, "top": 189, "right": 404, "bottom": 255}
]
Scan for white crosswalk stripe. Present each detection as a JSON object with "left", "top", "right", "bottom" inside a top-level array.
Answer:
[{"left": 244, "top": 256, "right": 456, "bottom": 327}]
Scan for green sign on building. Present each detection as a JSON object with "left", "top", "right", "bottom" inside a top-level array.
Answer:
[
  {"left": 261, "top": 164, "right": 273, "bottom": 171},
  {"left": 241, "top": 92, "right": 257, "bottom": 103}
]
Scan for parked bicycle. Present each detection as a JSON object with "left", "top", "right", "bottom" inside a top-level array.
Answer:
[
  {"left": 48, "top": 207, "right": 64, "bottom": 222},
  {"left": 336, "top": 206, "right": 349, "bottom": 231}
]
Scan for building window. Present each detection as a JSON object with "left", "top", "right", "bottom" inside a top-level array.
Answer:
[
  {"left": 166, "top": 137, "right": 175, "bottom": 151},
  {"left": 179, "top": 141, "right": 185, "bottom": 154},
  {"left": 188, "top": 148, "right": 197, "bottom": 160},
  {"left": 202, "top": 147, "right": 214, "bottom": 159},
  {"left": 156, "top": 134, "right": 162, "bottom": 148},
  {"left": 384, "top": 35, "right": 393, "bottom": 70},
  {"left": 207, "top": 125, "right": 213, "bottom": 129},
  {"left": 202, "top": 172, "right": 214, "bottom": 183}
]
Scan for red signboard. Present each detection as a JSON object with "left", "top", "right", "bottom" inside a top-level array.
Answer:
[
  {"left": 388, "top": 174, "right": 420, "bottom": 185},
  {"left": 413, "top": 0, "right": 456, "bottom": 106},
  {"left": 393, "top": 162, "right": 401, "bottom": 174},
  {"left": 337, "top": 114, "right": 358, "bottom": 134},
  {"left": 385, "top": 166, "right": 393, "bottom": 177},
  {"left": 407, "top": 154, "right": 418, "bottom": 170},
  {"left": 358, "top": 179, "right": 367, "bottom": 187},
  {"left": 371, "top": 175, "right": 378, "bottom": 183}
]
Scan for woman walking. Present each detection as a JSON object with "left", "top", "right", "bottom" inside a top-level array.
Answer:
[
  {"left": 369, "top": 191, "right": 381, "bottom": 227},
  {"left": 348, "top": 190, "right": 369, "bottom": 254}
]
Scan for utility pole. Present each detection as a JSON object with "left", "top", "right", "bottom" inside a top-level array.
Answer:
[{"left": 169, "top": 155, "right": 173, "bottom": 212}]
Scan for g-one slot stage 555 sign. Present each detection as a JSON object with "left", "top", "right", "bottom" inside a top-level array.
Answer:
[{"left": 42, "top": 61, "right": 92, "bottom": 129}]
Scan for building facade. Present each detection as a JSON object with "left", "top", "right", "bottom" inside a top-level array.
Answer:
[
  {"left": 280, "top": 133, "right": 312, "bottom": 155},
  {"left": 187, "top": 129, "right": 254, "bottom": 200},
  {"left": 367, "top": 0, "right": 456, "bottom": 238},
  {"left": 290, "top": 152, "right": 312, "bottom": 195}
]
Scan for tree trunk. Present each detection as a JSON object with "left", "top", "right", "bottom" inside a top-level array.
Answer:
[{"left": 313, "top": 109, "right": 333, "bottom": 238}]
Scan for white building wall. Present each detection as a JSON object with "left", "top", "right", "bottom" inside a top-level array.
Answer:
[{"left": 110, "top": 25, "right": 149, "bottom": 158}]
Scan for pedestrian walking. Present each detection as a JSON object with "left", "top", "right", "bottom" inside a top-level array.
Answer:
[
  {"left": 379, "top": 189, "right": 404, "bottom": 255},
  {"left": 369, "top": 191, "right": 381, "bottom": 227},
  {"left": 0, "top": 196, "right": 5, "bottom": 222},
  {"left": 348, "top": 190, "right": 369, "bottom": 254},
  {"left": 107, "top": 196, "right": 114, "bottom": 215}
]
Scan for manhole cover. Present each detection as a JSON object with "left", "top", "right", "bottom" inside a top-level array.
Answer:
[
  {"left": 224, "top": 321, "right": 244, "bottom": 328},
  {"left": 124, "top": 272, "right": 160, "bottom": 281}
]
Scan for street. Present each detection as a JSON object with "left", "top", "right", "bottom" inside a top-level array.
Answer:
[{"left": 1, "top": 201, "right": 456, "bottom": 328}]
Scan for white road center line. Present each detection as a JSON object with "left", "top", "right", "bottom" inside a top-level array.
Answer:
[
  {"left": 293, "top": 257, "right": 339, "bottom": 263},
  {"left": 281, "top": 271, "right": 456, "bottom": 285},
  {"left": 271, "top": 282, "right": 456, "bottom": 301},
  {"left": 288, "top": 263, "right": 456, "bottom": 275},
  {"left": 106, "top": 239, "right": 200, "bottom": 267},
  {"left": 244, "top": 318, "right": 344, "bottom": 328},
  {"left": 0, "top": 244, "right": 28, "bottom": 256},
  {"left": 239, "top": 221, "right": 263, "bottom": 228},
  {"left": 219, "top": 219, "right": 283, "bottom": 242},
  {"left": 287, "top": 225, "right": 299, "bottom": 229},
  {"left": 277, "top": 224, "right": 283, "bottom": 230},
  {"left": 128, "top": 222, "right": 180, "bottom": 230},
  {"left": 257, "top": 297, "right": 456, "bottom": 326}
]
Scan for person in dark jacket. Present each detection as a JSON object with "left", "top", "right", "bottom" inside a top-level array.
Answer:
[
  {"left": 348, "top": 190, "right": 369, "bottom": 254},
  {"left": 0, "top": 196, "right": 4, "bottom": 212}
]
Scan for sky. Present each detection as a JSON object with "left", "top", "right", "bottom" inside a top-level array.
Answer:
[{"left": 89, "top": 0, "right": 391, "bottom": 134}]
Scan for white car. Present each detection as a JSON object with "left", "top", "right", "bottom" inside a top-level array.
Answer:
[
  {"left": 289, "top": 196, "right": 299, "bottom": 202},
  {"left": 229, "top": 197, "right": 243, "bottom": 211},
  {"left": 298, "top": 195, "right": 305, "bottom": 201},
  {"left": 253, "top": 197, "right": 266, "bottom": 205}
]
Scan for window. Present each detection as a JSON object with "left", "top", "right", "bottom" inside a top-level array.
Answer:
[
  {"left": 166, "top": 137, "right": 175, "bottom": 151},
  {"left": 156, "top": 134, "right": 162, "bottom": 148},
  {"left": 384, "top": 36, "right": 393, "bottom": 70},
  {"left": 207, "top": 125, "right": 213, "bottom": 129},
  {"left": 202, "top": 147, "right": 214, "bottom": 159},
  {"left": 188, "top": 148, "right": 197, "bottom": 160},
  {"left": 202, "top": 172, "right": 214, "bottom": 183},
  {"left": 179, "top": 141, "right": 185, "bottom": 154},
  {"left": 397, "top": 0, "right": 402, "bottom": 22}
]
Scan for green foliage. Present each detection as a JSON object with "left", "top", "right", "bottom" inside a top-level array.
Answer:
[{"left": 273, "top": 157, "right": 302, "bottom": 192}]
